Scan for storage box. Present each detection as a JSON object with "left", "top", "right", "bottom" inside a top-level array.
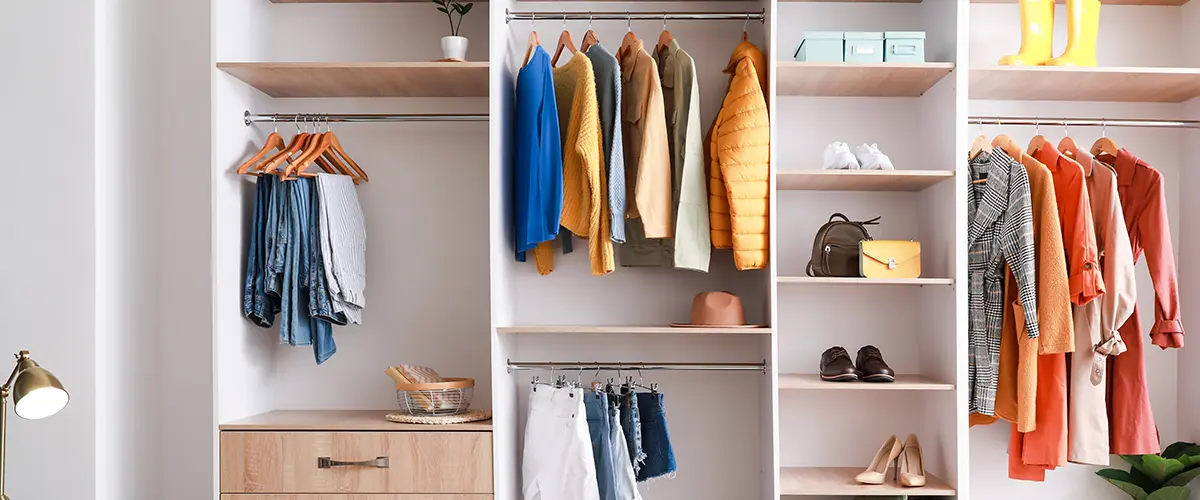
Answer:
[
  {"left": 885, "top": 31, "right": 927, "bottom": 63},
  {"left": 844, "top": 32, "right": 885, "bottom": 63},
  {"left": 794, "top": 31, "right": 845, "bottom": 62}
]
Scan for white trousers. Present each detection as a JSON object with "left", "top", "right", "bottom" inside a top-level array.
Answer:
[{"left": 523, "top": 386, "right": 600, "bottom": 500}]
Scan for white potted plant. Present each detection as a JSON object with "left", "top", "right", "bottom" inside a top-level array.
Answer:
[{"left": 433, "top": 0, "right": 474, "bottom": 61}]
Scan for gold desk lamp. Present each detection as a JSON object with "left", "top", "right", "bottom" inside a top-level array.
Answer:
[{"left": 0, "top": 351, "right": 69, "bottom": 500}]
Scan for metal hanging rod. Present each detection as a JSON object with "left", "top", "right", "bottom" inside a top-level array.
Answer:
[
  {"left": 244, "top": 111, "right": 489, "bottom": 127},
  {"left": 969, "top": 116, "right": 1200, "bottom": 130},
  {"left": 505, "top": 9, "right": 765, "bottom": 24},
  {"left": 506, "top": 360, "right": 767, "bottom": 374}
]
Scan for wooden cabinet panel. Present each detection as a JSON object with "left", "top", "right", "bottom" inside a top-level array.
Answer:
[
  {"left": 222, "top": 496, "right": 492, "bottom": 500},
  {"left": 220, "top": 432, "right": 492, "bottom": 494}
]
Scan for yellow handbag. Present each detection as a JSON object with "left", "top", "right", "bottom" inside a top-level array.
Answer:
[{"left": 860, "top": 240, "right": 921, "bottom": 279}]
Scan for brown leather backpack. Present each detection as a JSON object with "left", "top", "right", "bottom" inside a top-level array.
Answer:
[{"left": 806, "top": 213, "right": 881, "bottom": 278}]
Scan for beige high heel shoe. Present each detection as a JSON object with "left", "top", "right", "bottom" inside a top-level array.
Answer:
[
  {"left": 855, "top": 435, "right": 903, "bottom": 485},
  {"left": 898, "top": 434, "right": 927, "bottom": 487}
]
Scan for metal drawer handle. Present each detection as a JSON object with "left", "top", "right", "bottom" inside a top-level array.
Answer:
[{"left": 317, "top": 456, "right": 390, "bottom": 469}]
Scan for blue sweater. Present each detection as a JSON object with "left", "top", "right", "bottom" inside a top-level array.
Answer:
[{"left": 514, "top": 46, "right": 563, "bottom": 259}]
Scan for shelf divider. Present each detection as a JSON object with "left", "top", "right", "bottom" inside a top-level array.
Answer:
[
  {"left": 217, "top": 62, "right": 489, "bottom": 98},
  {"left": 778, "top": 62, "right": 954, "bottom": 97},
  {"left": 780, "top": 467, "right": 956, "bottom": 496},
  {"left": 970, "top": 66, "right": 1200, "bottom": 103},
  {"left": 778, "top": 277, "right": 953, "bottom": 286},
  {"left": 777, "top": 170, "right": 954, "bottom": 192},
  {"left": 780, "top": 374, "right": 954, "bottom": 391}
]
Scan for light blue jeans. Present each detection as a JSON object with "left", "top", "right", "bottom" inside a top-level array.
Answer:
[{"left": 585, "top": 392, "right": 617, "bottom": 500}]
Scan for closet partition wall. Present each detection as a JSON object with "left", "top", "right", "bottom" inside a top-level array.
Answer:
[{"left": 489, "top": 2, "right": 777, "bottom": 499}]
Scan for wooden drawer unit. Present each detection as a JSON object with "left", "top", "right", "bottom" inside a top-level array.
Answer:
[{"left": 220, "top": 411, "right": 493, "bottom": 496}]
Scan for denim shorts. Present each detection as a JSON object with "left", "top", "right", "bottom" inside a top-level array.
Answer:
[
  {"left": 585, "top": 392, "right": 617, "bottom": 500},
  {"left": 635, "top": 392, "right": 677, "bottom": 481},
  {"left": 620, "top": 388, "right": 646, "bottom": 472}
]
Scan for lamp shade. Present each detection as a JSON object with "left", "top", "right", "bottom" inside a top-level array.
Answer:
[{"left": 12, "top": 363, "right": 69, "bottom": 420}]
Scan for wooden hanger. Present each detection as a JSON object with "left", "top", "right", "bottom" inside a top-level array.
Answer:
[
  {"left": 326, "top": 128, "right": 369, "bottom": 183},
  {"left": 1025, "top": 120, "right": 1047, "bottom": 156},
  {"left": 621, "top": 11, "right": 638, "bottom": 52},
  {"left": 308, "top": 117, "right": 358, "bottom": 180},
  {"left": 550, "top": 15, "right": 577, "bottom": 67},
  {"left": 260, "top": 119, "right": 312, "bottom": 175},
  {"left": 1056, "top": 119, "right": 1080, "bottom": 160},
  {"left": 968, "top": 121, "right": 992, "bottom": 160},
  {"left": 656, "top": 13, "right": 673, "bottom": 56},
  {"left": 522, "top": 14, "right": 539, "bottom": 68},
  {"left": 580, "top": 14, "right": 599, "bottom": 52},
  {"left": 1091, "top": 121, "right": 1120, "bottom": 158},
  {"left": 238, "top": 119, "right": 286, "bottom": 175},
  {"left": 992, "top": 134, "right": 1023, "bottom": 160}
]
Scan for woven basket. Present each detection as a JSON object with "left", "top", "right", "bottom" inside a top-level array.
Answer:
[{"left": 394, "top": 377, "right": 475, "bottom": 416}]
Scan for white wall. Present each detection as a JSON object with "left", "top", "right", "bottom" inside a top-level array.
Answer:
[
  {"left": 0, "top": 2, "right": 98, "bottom": 499},
  {"left": 1177, "top": 0, "right": 1200, "bottom": 447}
]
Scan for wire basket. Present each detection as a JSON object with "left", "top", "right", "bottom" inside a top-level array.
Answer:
[{"left": 394, "top": 377, "right": 475, "bottom": 416}]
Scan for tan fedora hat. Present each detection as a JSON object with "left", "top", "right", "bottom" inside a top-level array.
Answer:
[{"left": 670, "top": 291, "right": 765, "bottom": 328}]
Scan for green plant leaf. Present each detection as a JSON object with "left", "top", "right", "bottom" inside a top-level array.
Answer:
[
  {"left": 1162, "top": 443, "right": 1197, "bottom": 459},
  {"left": 1130, "top": 466, "right": 1162, "bottom": 491},
  {"left": 1124, "top": 455, "right": 1146, "bottom": 469},
  {"left": 1146, "top": 486, "right": 1190, "bottom": 500},
  {"left": 1097, "top": 469, "right": 1150, "bottom": 500},
  {"left": 459, "top": 3, "right": 474, "bottom": 15},
  {"left": 1139, "top": 455, "right": 1186, "bottom": 485},
  {"left": 1180, "top": 447, "right": 1200, "bottom": 467},
  {"left": 1165, "top": 467, "right": 1200, "bottom": 488},
  {"left": 437, "top": 7, "right": 448, "bottom": 13}
]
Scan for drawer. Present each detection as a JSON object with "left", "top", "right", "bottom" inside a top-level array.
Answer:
[
  {"left": 220, "top": 431, "right": 492, "bottom": 494},
  {"left": 223, "top": 494, "right": 489, "bottom": 496}
]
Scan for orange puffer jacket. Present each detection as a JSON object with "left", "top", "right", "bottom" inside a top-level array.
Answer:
[{"left": 707, "top": 40, "right": 769, "bottom": 270}]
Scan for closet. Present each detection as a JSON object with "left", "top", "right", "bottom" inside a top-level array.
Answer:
[
  {"left": 203, "top": 0, "right": 1200, "bottom": 499},
  {"left": 490, "top": 2, "right": 776, "bottom": 499}
]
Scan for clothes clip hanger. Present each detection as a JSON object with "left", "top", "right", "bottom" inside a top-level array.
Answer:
[
  {"left": 531, "top": 375, "right": 541, "bottom": 392},
  {"left": 581, "top": 13, "right": 599, "bottom": 52},
  {"left": 551, "top": 13, "right": 577, "bottom": 67}
]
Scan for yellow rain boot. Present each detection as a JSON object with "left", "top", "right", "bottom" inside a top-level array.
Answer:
[
  {"left": 999, "top": 0, "right": 1055, "bottom": 66},
  {"left": 1047, "top": 0, "right": 1100, "bottom": 66}
]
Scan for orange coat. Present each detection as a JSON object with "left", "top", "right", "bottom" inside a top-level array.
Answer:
[{"left": 707, "top": 41, "right": 769, "bottom": 270}]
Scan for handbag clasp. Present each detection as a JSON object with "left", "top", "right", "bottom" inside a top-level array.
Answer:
[{"left": 888, "top": 258, "right": 897, "bottom": 270}]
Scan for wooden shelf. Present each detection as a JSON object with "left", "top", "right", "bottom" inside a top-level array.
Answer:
[
  {"left": 778, "top": 170, "right": 954, "bottom": 192},
  {"left": 973, "top": 0, "right": 1186, "bottom": 5},
  {"left": 781, "top": 467, "right": 955, "bottom": 496},
  {"left": 971, "top": 66, "right": 1200, "bottom": 103},
  {"left": 497, "top": 325, "right": 771, "bottom": 335},
  {"left": 780, "top": 374, "right": 954, "bottom": 391},
  {"left": 779, "top": 277, "right": 953, "bottom": 286},
  {"left": 219, "top": 410, "right": 493, "bottom": 431},
  {"left": 778, "top": 62, "right": 954, "bottom": 97},
  {"left": 216, "top": 62, "right": 489, "bottom": 98},
  {"left": 781, "top": 0, "right": 921, "bottom": 3}
]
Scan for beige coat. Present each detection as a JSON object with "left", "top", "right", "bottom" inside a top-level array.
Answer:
[{"left": 1068, "top": 150, "right": 1136, "bottom": 465}]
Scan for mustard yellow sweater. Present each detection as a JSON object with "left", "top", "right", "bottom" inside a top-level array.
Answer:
[{"left": 534, "top": 53, "right": 613, "bottom": 276}]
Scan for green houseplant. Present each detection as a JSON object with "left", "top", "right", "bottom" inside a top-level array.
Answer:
[
  {"left": 1097, "top": 442, "right": 1200, "bottom": 500},
  {"left": 433, "top": 0, "right": 474, "bottom": 61}
]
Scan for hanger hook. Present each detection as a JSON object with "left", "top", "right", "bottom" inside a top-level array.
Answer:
[
  {"left": 744, "top": 13, "right": 750, "bottom": 34},
  {"left": 627, "top": 11, "right": 632, "bottom": 32},
  {"left": 1064, "top": 117, "right": 1069, "bottom": 137},
  {"left": 272, "top": 115, "right": 278, "bottom": 134},
  {"left": 563, "top": 13, "right": 567, "bottom": 30},
  {"left": 588, "top": 12, "right": 593, "bottom": 30},
  {"left": 663, "top": 11, "right": 667, "bottom": 31},
  {"left": 1102, "top": 119, "right": 1108, "bottom": 138}
]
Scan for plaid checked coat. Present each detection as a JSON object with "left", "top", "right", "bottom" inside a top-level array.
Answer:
[{"left": 968, "top": 150, "right": 1040, "bottom": 416}]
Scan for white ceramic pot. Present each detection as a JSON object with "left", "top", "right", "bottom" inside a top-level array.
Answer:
[{"left": 441, "top": 36, "right": 468, "bottom": 61}]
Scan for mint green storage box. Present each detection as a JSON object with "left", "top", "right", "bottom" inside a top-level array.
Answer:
[
  {"left": 794, "top": 31, "right": 844, "bottom": 62},
  {"left": 885, "top": 31, "right": 927, "bottom": 63},
  {"left": 844, "top": 32, "right": 884, "bottom": 63}
]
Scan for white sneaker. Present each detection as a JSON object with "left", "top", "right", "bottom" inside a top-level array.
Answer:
[
  {"left": 823, "top": 142, "right": 860, "bottom": 170},
  {"left": 855, "top": 143, "right": 895, "bottom": 170}
]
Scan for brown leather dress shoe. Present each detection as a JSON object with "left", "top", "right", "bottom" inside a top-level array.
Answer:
[
  {"left": 820, "top": 346, "right": 859, "bottom": 382},
  {"left": 856, "top": 345, "right": 895, "bottom": 382}
]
